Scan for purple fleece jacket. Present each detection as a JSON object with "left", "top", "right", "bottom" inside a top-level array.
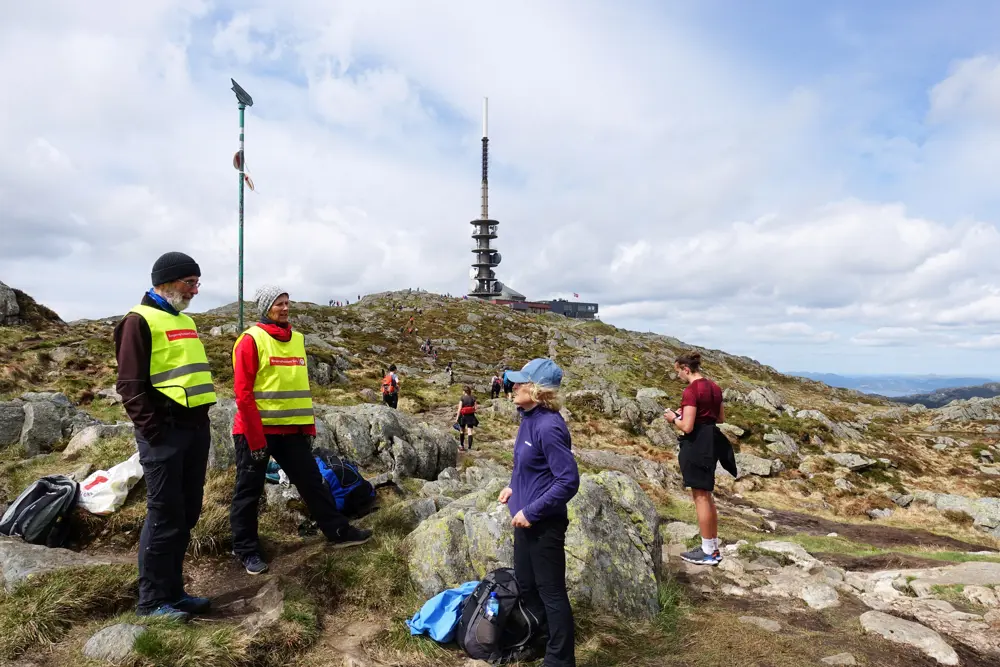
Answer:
[{"left": 508, "top": 406, "right": 580, "bottom": 523}]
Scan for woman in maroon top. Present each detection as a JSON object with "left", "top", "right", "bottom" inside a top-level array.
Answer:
[{"left": 664, "top": 352, "right": 736, "bottom": 566}]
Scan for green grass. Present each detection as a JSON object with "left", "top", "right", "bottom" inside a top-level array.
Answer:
[
  {"left": 0, "top": 564, "right": 138, "bottom": 660},
  {"left": 733, "top": 532, "right": 1000, "bottom": 565},
  {"left": 574, "top": 576, "right": 688, "bottom": 667},
  {"left": 129, "top": 581, "right": 319, "bottom": 667},
  {"left": 302, "top": 498, "right": 422, "bottom": 616}
]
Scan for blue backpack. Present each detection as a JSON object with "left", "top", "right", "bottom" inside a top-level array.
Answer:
[{"left": 313, "top": 449, "right": 376, "bottom": 518}]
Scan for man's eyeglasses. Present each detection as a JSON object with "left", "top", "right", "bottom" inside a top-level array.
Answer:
[{"left": 178, "top": 279, "right": 201, "bottom": 288}]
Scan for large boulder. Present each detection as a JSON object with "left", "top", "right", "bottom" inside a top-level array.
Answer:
[
  {"left": 208, "top": 399, "right": 238, "bottom": 470},
  {"left": 62, "top": 423, "right": 134, "bottom": 460},
  {"left": 764, "top": 430, "right": 799, "bottom": 457},
  {"left": 859, "top": 612, "right": 959, "bottom": 666},
  {"left": 406, "top": 471, "right": 662, "bottom": 619},
  {"left": 574, "top": 448, "right": 678, "bottom": 490},
  {"left": 0, "top": 280, "right": 20, "bottom": 325},
  {"left": 20, "top": 401, "right": 63, "bottom": 456},
  {"left": 735, "top": 452, "right": 777, "bottom": 478},
  {"left": 636, "top": 387, "right": 668, "bottom": 401},
  {"left": 826, "top": 452, "right": 875, "bottom": 472},
  {"left": 317, "top": 404, "right": 457, "bottom": 480},
  {"left": 0, "top": 401, "right": 25, "bottom": 447},
  {"left": 0, "top": 537, "right": 113, "bottom": 591}
]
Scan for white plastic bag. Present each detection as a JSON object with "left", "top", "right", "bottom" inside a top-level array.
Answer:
[{"left": 79, "top": 452, "right": 144, "bottom": 515}]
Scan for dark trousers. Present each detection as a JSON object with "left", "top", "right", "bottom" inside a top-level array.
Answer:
[
  {"left": 491, "top": 386, "right": 501, "bottom": 399},
  {"left": 136, "top": 424, "right": 210, "bottom": 611},
  {"left": 230, "top": 433, "right": 349, "bottom": 558},
  {"left": 382, "top": 392, "right": 398, "bottom": 409},
  {"left": 514, "top": 516, "right": 575, "bottom": 667}
]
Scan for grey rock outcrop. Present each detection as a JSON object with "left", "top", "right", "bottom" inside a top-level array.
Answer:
[
  {"left": 735, "top": 452, "right": 777, "bottom": 478},
  {"left": 313, "top": 404, "right": 457, "bottom": 480},
  {"left": 208, "top": 399, "right": 238, "bottom": 470},
  {"left": 83, "top": 624, "right": 146, "bottom": 664},
  {"left": 763, "top": 430, "right": 798, "bottom": 457},
  {"left": 406, "top": 471, "right": 662, "bottom": 619},
  {"left": 859, "top": 611, "right": 959, "bottom": 666},
  {"left": 575, "top": 448, "right": 679, "bottom": 489},
  {"left": 0, "top": 537, "right": 113, "bottom": 591},
  {"left": 0, "top": 401, "right": 25, "bottom": 447},
  {"left": 20, "top": 401, "right": 63, "bottom": 456},
  {"left": 825, "top": 452, "right": 875, "bottom": 472},
  {"left": 911, "top": 491, "right": 1000, "bottom": 537},
  {"left": 63, "top": 423, "right": 134, "bottom": 460},
  {"left": 0, "top": 280, "right": 20, "bottom": 325}
]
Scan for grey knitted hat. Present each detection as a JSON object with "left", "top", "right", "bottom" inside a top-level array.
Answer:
[{"left": 254, "top": 284, "right": 288, "bottom": 321}]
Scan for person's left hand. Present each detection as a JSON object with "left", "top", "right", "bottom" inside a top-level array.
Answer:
[
  {"left": 664, "top": 409, "right": 678, "bottom": 423},
  {"left": 511, "top": 510, "right": 532, "bottom": 528}
]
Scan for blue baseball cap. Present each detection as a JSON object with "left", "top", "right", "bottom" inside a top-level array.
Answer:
[{"left": 506, "top": 358, "right": 563, "bottom": 388}]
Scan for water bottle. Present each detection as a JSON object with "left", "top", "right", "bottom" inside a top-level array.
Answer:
[{"left": 485, "top": 592, "right": 500, "bottom": 621}]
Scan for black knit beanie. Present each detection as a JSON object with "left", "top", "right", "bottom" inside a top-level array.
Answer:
[{"left": 151, "top": 252, "right": 201, "bottom": 286}]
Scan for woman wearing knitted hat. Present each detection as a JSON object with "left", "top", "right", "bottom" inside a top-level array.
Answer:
[
  {"left": 229, "top": 285, "right": 371, "bottom": 575},
  {"left": 498, "top": 358, "right": 580, "bottom": 666}
]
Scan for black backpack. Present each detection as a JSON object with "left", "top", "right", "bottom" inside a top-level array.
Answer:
[
  {"left": 456, "top": 568, "right": 542, "bottom": 665},
  {"left": 0, "top": 475, "right": 79, "bottom": 547}
]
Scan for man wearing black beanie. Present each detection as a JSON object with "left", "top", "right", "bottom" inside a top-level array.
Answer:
[{"left": 113, "top": 251, "right": 216, "bottom": 622}]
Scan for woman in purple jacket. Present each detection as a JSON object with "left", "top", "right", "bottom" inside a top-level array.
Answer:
[{"left": 498, "top": 358, "right": 580, "bottom": 667}]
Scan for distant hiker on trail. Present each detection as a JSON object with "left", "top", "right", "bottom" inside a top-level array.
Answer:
[
  {"left": 502, "top": 368, "right": 515, "bottom": 400},
  {"left": 114, "top": 251, "right": 215, "bottom": 622},
  {"left": 381, "top": 364, "right": 400, "bottom": 409},
  {"left": 455, "top": 385, "right": 479, "bottom": 452},
  {"left": 229, "top": 286, "right": 372, "bottom": 577},
  {"left": 445, "top": 361, "right": 453, "bottom": 381},
  {"left": 663, "top": 351, "right": 736, "bottom": 567},
  {"left": 490, "top": 373, "right": 502, "bottom": 399},
  {"left": 498, "top": 358, "right": 579, "bottom": 667}
]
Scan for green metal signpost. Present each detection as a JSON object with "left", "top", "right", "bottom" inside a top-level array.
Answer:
[{"left": 230, "top": 79, "right": 254, "bottom": 331}]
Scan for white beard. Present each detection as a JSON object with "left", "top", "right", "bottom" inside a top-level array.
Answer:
[{"left": 159, "top": 287, "right": 192, "bottom": 312}]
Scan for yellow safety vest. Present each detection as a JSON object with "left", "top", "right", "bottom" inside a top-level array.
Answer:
[
  {"left": 234, "top": 325, "right": 314, "bottom": 426},
  {"left": 129, "top": 304, "right": 217, "bottom": 408}
]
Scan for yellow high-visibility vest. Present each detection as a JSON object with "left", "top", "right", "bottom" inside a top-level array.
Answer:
[
  {"left": 234, "top": 325, "right": 314, "bottom": 426},
  {"left": 129, "top": 304, "right": 217, "bottom": 408}
]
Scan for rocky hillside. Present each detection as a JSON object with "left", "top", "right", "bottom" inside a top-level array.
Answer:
[
  {"left": 1, "top": 286, "right": 999, "bottom": 667},
  {"left": 896, "top": 383, "right": 1000, "bottom": 409}
]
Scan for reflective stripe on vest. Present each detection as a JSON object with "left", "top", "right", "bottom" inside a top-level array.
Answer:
[
  {"left": 234, "top": 326, "right": 314, "bottom": 426},
  {"left": 129, "top": 304, "right": 217, "bottom": 408}
]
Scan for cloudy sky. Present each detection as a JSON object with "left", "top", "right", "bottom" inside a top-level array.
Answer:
[{"left": 4, "top": 1, "right": 1000, "bottom": 375}]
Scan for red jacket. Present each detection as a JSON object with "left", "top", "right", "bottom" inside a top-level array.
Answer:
[{"left": 232, "top": 322, "right": 317, "bottom": 451}]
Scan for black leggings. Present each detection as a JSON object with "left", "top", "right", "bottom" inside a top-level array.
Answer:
[{"left": 514, "top": 516, "right": 575, "bottom": 667}]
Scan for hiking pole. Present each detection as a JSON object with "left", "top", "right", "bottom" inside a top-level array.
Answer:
[{"left": 231, "top": 79, "right": 254, "bottom": 331}]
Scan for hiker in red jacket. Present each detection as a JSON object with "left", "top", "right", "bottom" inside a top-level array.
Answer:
[{"left": 229, "top": 285, "right": 371, "bottom": 576}]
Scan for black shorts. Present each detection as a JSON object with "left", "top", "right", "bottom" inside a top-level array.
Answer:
[
  {"left": 458, "top": 413, "right": 479, "bottom": 428},
  {"left": 677, "top": 423, "right": 719, "bottom": 492}
]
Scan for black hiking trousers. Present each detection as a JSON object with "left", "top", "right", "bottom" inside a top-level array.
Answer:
[
  {"left": 382, "top": 392, "right": 398, "bottom": 409},
  {"left": 229, "top": 433, "right": 350, "bottom": 559},
  {"left": 514, "top": 516, "right": 576, "bottom": 667},
  {"left": 136, "top": 423, "right": 210, "bottom": 612}
]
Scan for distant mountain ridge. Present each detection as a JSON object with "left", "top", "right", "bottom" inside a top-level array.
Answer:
[
  {"left": 892, "top": 382, "right": 1000, "bottom": 408},
  {"left": 789, "top": 372, "right": 999, "bottom": 397}
]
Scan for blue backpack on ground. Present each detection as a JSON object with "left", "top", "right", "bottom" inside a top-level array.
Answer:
[
  {"left": 313, "top": 449, "right": 376, "bottom": 519},
  {"left": 406, "top": 580, "right": 479, "bottom": 643}
]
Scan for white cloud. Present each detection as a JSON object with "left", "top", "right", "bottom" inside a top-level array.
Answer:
[
  {"left": 3, "top": 2, "right": 1000, "bottom": 374},
  {"left": 746, "top": 322, "right": 837, "bottom": 344}
]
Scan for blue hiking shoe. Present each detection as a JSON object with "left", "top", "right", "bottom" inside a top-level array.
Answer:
[
  {"left": 240, "top": 553, "right": 269, "bottom": 575},
  {"left": 173, "top": 593, "right": 211, "bottom": 615},
  {"left": 680, "top": 547, "right": 722, "bottom": 566},
  {"left": 138, "top": 604, "right": 192, "bottom": 623}
]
